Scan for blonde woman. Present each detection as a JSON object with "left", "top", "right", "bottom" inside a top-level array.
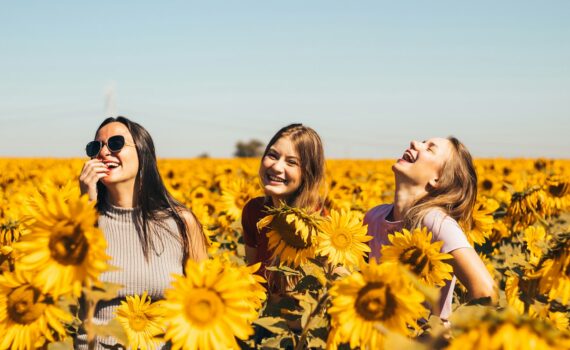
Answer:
[{"left": 364, "top": 137, "right": 496, "bottom": 319}]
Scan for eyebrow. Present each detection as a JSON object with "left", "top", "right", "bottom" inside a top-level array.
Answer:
[
  {"left": 427, "top": 141, "right": 439, "bottom": 150},
  {"left": 269, "top": 148, "right": 300, "bottom": 160}
]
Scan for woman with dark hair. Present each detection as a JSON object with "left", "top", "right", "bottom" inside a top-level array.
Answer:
[
  {"left": 365, "top": 137, "right": 496, "bottom": 320},
  {"left": 76, "top": 116, "right": 207, "bottom": 349}
]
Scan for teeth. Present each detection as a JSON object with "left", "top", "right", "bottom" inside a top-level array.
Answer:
[
  {"left": 268, "top": 174, "right": 286, "bottom": 183},
  {"left": 106, "top": 162, "right": 120, "bottom": 169}
]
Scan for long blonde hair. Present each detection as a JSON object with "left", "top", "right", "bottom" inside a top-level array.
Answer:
[
  {"left": 262, "top": 123, "right": 326, "bottom": 211},
  {"left": 404, "top": 136, "right": 478, "bottom": 230}
]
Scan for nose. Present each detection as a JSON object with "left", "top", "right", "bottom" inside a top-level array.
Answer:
[
  {"left": 410, "top": 140, "right": 420, "bottom": 150},
  {"left": 270, "top": 158, "right": 286, "bottom": 173},
  {"left": 98, "top": 143, "right": 112, "bottom": 158}
]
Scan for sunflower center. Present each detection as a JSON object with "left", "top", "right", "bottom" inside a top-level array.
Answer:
[
  {"left": 400, "top": 247, "right": 430, "bottom": 276},
  {"left": 49, "top": 224, "right": 89, "bottom": 265},
  {"left": 331, "top": 230, "right": 352, "bottom": 249},
  {"left": 129, "top": 313, "right": 149, "bottom": 332},
  {"left": 272, "top": 214, "right": 312, "bottom": 249},
  {"left": 7, "top": 285, "right": 48, "bottom": 324},
  {"left": 355, "top": 282, "right": 397, "bottom": 321},
  {"left": 548, "top": 182, "right": 569, "bottom": 198},
  {"left": 185, "top": 289, "right": 224, "bottom": 326},
  {"left": 235, "top": 194, "right": 248, "bottom": 208},
  {"left": 482, "top": 179, "right": 493, "bottom": 191}
]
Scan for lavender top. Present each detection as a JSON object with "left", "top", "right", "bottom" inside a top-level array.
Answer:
[{"left": 364, "top": 204, "right": 472, "bottom": 319}]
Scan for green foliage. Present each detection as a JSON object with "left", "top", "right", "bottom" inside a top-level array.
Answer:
[{"left": 234, "top": 139, "right": 265, "bottom": 158}]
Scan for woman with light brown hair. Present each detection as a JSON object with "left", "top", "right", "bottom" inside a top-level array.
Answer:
[
  {"left": 241, "top": 123, "right": 326, "bottom": 282},
  {"left": 364, "top": 136, "right": 496, "bottom": 319}
]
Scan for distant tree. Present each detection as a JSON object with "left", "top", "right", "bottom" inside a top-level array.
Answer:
[
  {"left": 196, "top": 152, "right": 210, "bottom": 158},
  {"left": 234, "top": 139, "right": 265, "bottom": 158}
]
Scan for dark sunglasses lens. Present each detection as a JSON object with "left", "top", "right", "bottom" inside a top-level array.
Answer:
[
  {"left": 107, "top": 135, "right": 125, "bottom": 152},
  {"left": 86, "top": 141, "right": 101, "bottom": 157}
]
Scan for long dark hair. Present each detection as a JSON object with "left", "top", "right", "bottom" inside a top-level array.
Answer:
[
  {"left": 94, "top": 116, "right": 202, "bottom": 266},
  {"left": 262, "top": 123, "right": 326, "bottom": 211}
]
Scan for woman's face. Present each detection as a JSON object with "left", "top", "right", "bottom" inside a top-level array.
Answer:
[
  {"left": 392, "top": 137, "right": 453, "bottom": 188},
  {"left": 95, "top": 122, "right": 139, "bottom": 187},
  {"left": 259, "top": 136, "right": 302, "bottom": 203}
]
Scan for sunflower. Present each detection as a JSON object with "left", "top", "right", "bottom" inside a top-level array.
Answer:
[
  {"left": 0, "top": 270, "right": 72, "bottom": 350},
  {"left": 317, "top": 209, "right": 372, "bottom": 271},
  {"left": 380, "top": 227, "right": 453, "bottom": 287},
  {"left": 115, "top": 291, "right": 166, "bottom": 350},
  {"left": 507, "top": 185, "right": 550, "bottom": 230},
  {"left": 487, "top": 220, "right": 511, "bottom": 244},
  {"left": 444, "top": 307, "right": 567, "bottom": 350},
  {"left": 534, "top": 252, "right": 570, "bottom": 305},
  {"left": 13, "top": 188, "right": 110, "bottom": 297},
  {"left": 523, "top": 225, "right": 548, "bottom": 264},
  {"left": 504, "top": 274, "right": 526, "bottom": 313},
  {"left": 529, "top": 233, "right": 570, "bottom": 304},
  {"left": 525, "top": 303, "right": 570, "bottom": 332},
  {"left": 162, "top": 258, "right": 265, "bottom": 350},
  {"left": 0, "top": 220, "right": 26, "bottom": 273},
  {"left": 467, "top": 198, "right": 500, "bottom": 245},
  {"left": 220, "top": 178, "right": 262, "bottom": 221},
  {"left": 544, "top": 174, "right": 570, "bottom": 212},
  {"left": 258, "top": 205, "right": 322, "bottom": 267},
  {"left": 328, "top": 261, "right": 427, "bottom": 349}
]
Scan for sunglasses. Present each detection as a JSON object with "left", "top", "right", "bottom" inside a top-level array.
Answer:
[{"left": 85, "top": 135, "right": 135, "bottom": 157}]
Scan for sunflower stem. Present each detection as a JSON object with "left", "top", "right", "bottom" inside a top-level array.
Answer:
[
  {"left": 85, "top": 297, "right": 96, "bottom": 350},
  {"left": 294, "top": 292, "right": 329, "bottom": 350}
]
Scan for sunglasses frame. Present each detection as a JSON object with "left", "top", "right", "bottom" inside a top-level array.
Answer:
[{"left": 85, "top": 135, "right": 136, "bottom": 158}]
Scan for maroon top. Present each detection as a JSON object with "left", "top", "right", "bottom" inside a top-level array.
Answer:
[{"left": 242, "top": 196, "right": 273, "bottom": 277}]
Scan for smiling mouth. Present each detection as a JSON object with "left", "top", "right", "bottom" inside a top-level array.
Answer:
[
  {"left": 105, "top": 162, "right": 120, "bottom": 169},
  {"left": 266, "top": 174, "right": 287, "bottom": 184},
  {"left": 401, "top": 151, "right": 416, "bottom": 163}
]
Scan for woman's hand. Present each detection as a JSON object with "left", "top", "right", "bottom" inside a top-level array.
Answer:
[{"left": 79, "top": 159, "right": 109, "bottom": 201}]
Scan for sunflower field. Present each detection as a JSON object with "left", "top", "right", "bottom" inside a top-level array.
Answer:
[{"left": 0, "top": 157, "right": 569, "bottom": 349}]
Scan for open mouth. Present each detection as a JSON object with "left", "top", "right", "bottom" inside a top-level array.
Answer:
[
  {"left": 401, "top": 151, "right": 416, "bottom": 163},
  {"left": 266, "top": 173, "right": 287, "bottom": 184},
  {"left": 104, "top": 161, "right": 121, "bottom": 170}
]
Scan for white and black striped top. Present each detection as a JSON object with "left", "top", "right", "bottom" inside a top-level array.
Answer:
[{"left": 75, "top": 202, "right": 184, "bottom": 350}]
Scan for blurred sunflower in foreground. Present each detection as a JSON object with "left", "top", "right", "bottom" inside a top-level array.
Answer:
[
  {"left": 259, "top": 205, "right": 322, "bottom": 267},
  {"left": 380, "top": 227, "right": 453, "bottom": 288},
  {"left": 327, "top": 261, "right": 427, "bottom": 349},
  {"left": 115, "top": 291, "right": 165, "bottom": 350},
  {"left": 162, "top": 258, "right": 265, "bottom": 350},
  {"left": 0, "top": 270, "right": 72, "bottom": 350},
  {"left": 317, "top": 209, "right": 372, "bottom": 271},
  {"left": 13, "top": 187, "right": 110, "bottom": 297},
  {"left": 442, "top": 307, "right": 570, "bottom": 350}
]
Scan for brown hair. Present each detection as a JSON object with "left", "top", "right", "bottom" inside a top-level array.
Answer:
[
  {"left": 262, "top": 123, "right": 326, "bottom": 211},
  {"left": 404, "top": 136, "right": 478, "bottom": 231}
]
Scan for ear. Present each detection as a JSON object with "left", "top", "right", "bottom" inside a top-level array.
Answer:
[{"left": 428, "top": 177, "right": 439, "bottom": 190}]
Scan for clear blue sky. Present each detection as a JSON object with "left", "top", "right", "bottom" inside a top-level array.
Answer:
[{"left": 1, "top": 1, "right": 568, "bottom": 158}]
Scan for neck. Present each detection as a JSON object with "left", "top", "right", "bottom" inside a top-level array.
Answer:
[
  {"left": 271, "top": 195, "right": 287, "bottom": 208},
  {"left": 393, "top": 181, "right": 427, "bottom": 221},
  {"left": 106, "top": 181, "right": 137, "bottom": 208}
]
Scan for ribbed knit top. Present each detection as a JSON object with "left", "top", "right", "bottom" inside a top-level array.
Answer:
[{"left": 75, "top": 203, "right": 184, "bottom": 350}]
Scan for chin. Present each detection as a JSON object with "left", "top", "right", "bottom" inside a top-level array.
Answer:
[{"left": 264, "top": 187, "right": 292, "bottom": 199}]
